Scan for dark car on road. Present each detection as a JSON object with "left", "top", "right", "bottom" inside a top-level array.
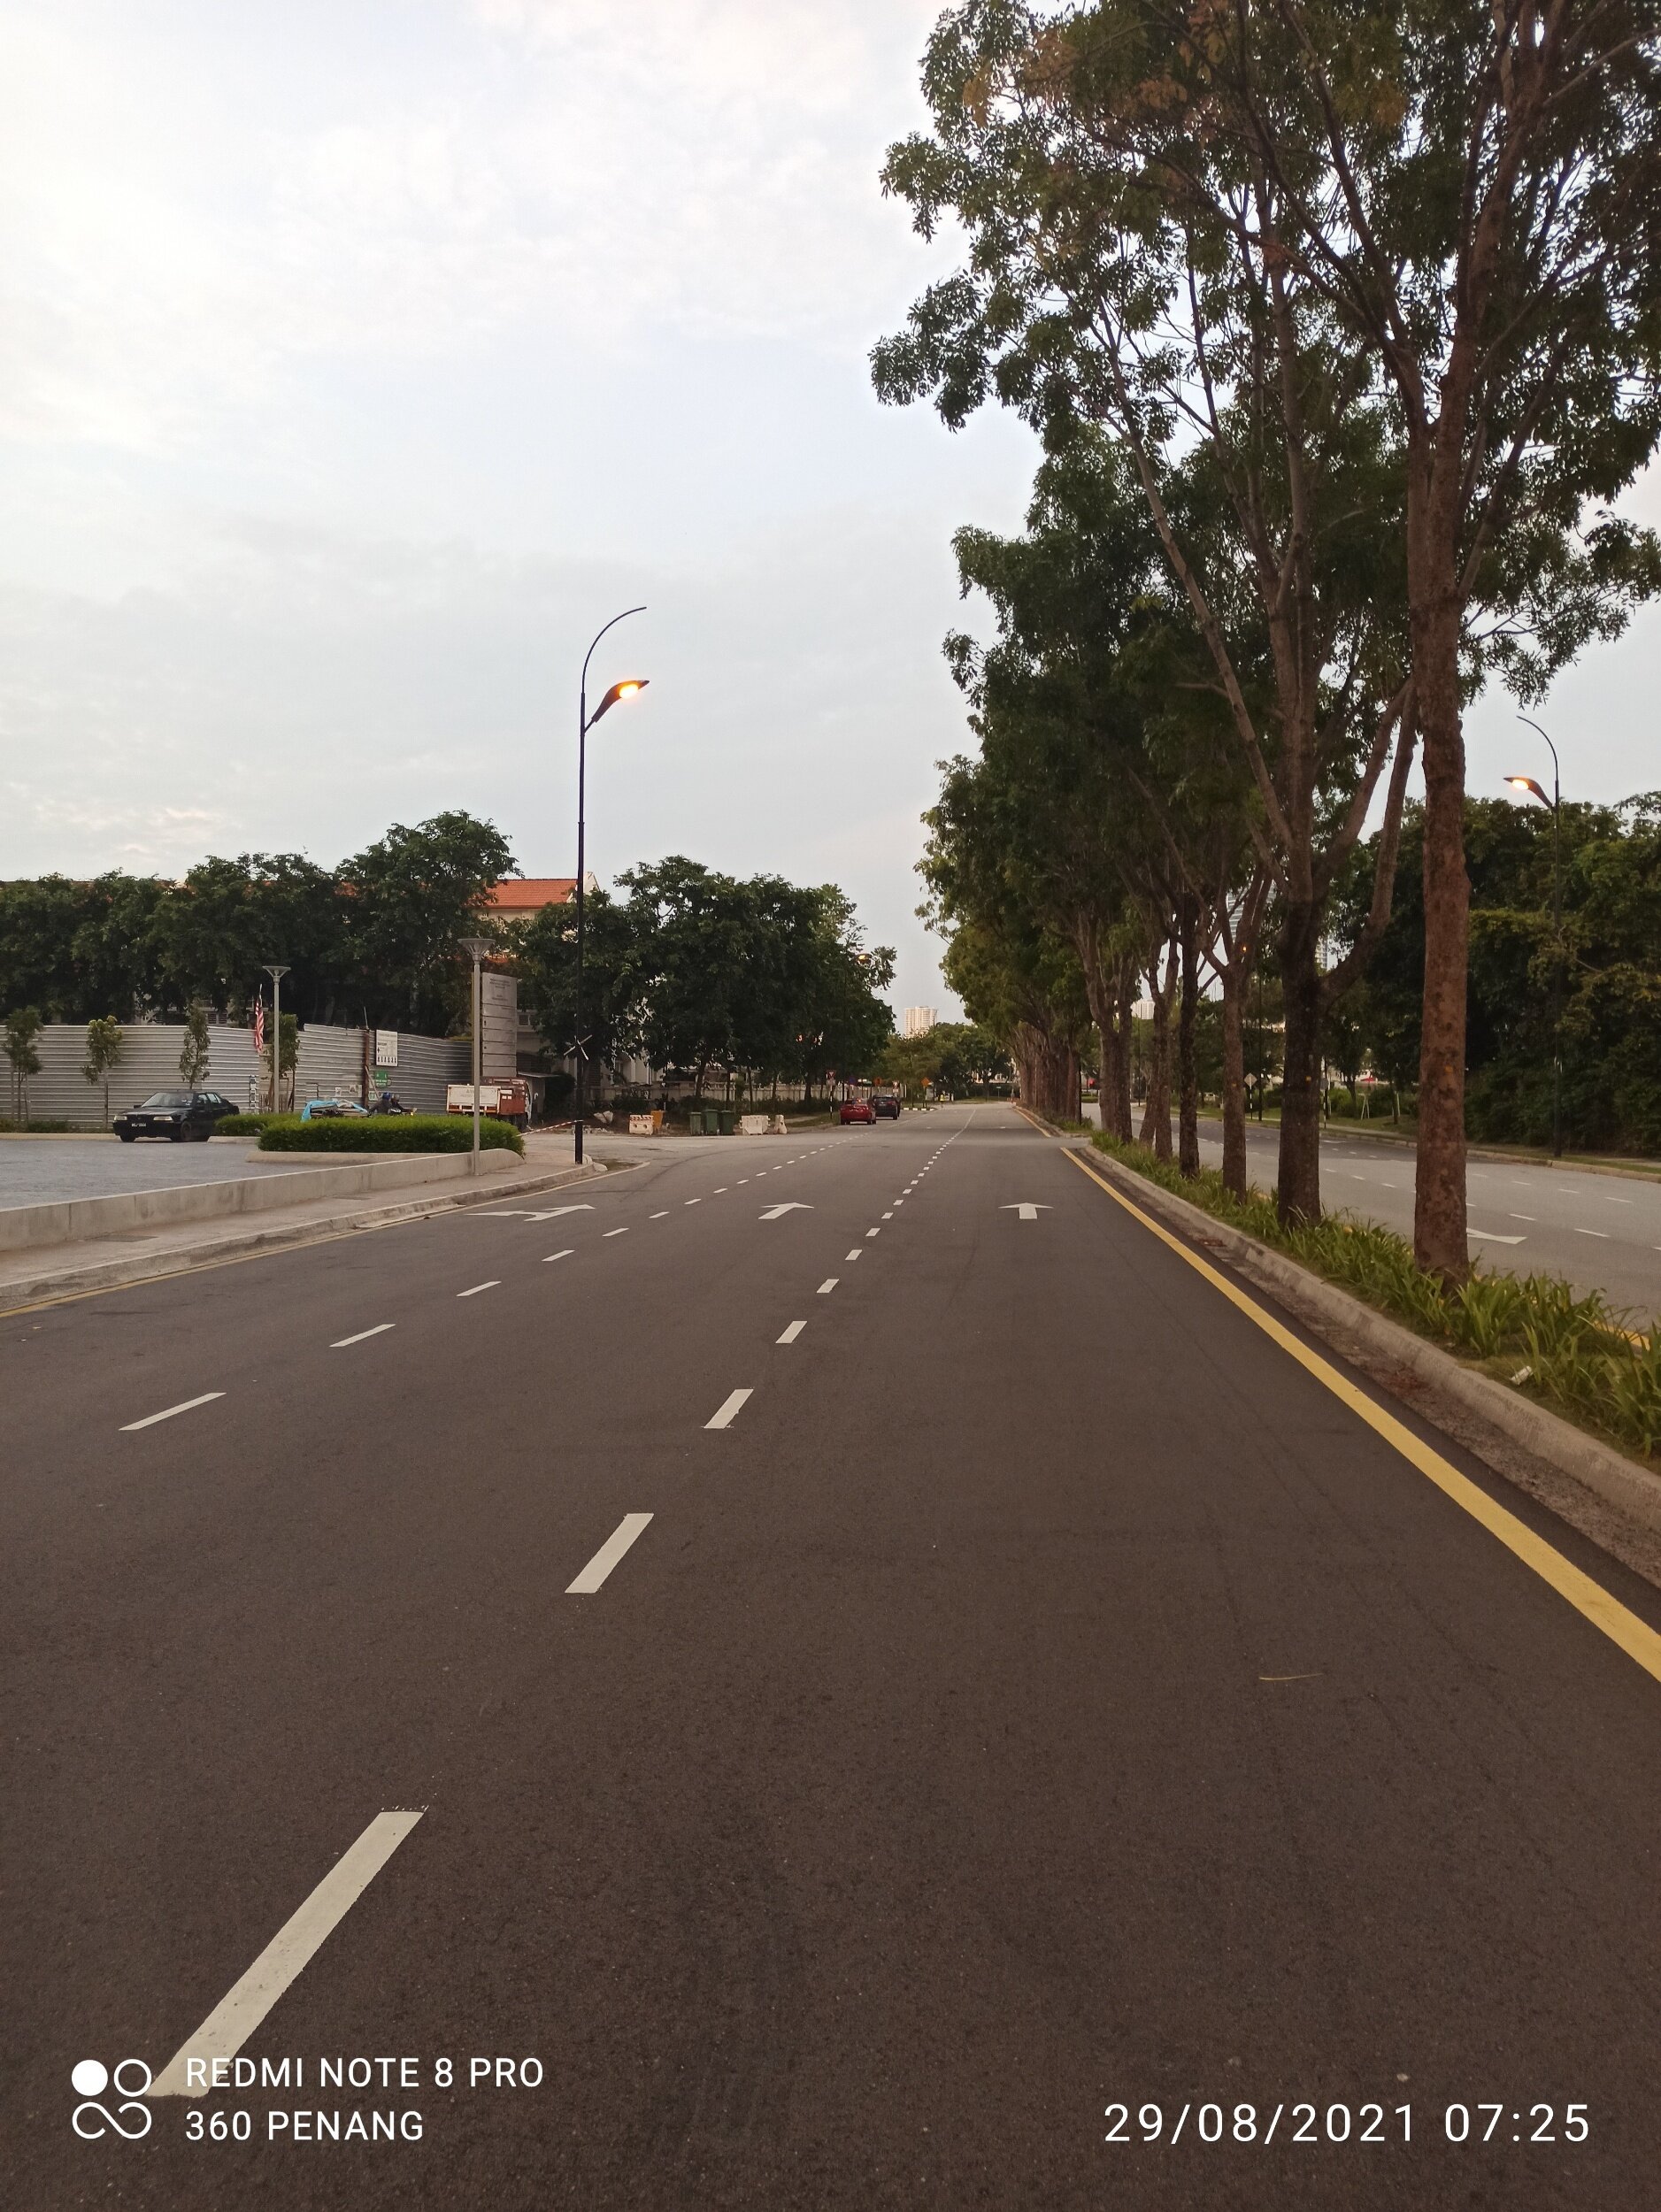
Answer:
[
  {"left": 872, "top": 1094, "right": 902, "bottom": 1119},
  {"left": 113, "top": 1090, "right": 236, "bottom": 1142},
  {"left": 839, "top": 1097, "right": 876, "bottom": 1125}
]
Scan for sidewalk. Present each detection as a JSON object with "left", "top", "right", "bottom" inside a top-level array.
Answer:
[{"left": 0, "top": 1147, "right": 615, "bottom": 1313}]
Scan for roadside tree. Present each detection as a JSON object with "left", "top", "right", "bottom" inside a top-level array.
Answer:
[{"left": 82, "top": 1016, "right": 125, "bottom": 1129}]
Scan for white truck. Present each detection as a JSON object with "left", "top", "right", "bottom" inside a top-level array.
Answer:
[{"left": 445, "top": 1079, "right": 531, "bottom": 1132}]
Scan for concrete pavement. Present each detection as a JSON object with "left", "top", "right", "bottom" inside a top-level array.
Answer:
[{"left": 6, "top": 1106, "right": 1660, "bottom": 2208}]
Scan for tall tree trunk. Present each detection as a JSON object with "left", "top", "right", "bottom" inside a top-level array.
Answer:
[
  {"left": 1413, "top": 631, "right": 1471, "bottom": 1280},
  {"left": 1219, "top": 965, "right": 1247, "bottom": 1198},
  {"left": 1276, "top": 898, "right": 1323, "bottom": 1224},
  {"left": 1073, "top": 916, "right": 1120, "bottom": 1141},
  {"left": 1111, "top": 951, "right": 1136, "bottom": 1141},
  {"left": 1139, "top": 936, "right": 1176, "bottom": 1158},
  {"left": 1177, "top": 896, "right": 1200, "bottom": 1178}
]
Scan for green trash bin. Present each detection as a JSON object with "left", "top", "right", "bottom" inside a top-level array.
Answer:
[{"left": 718, "top": 1109, "right": 737, "bottom": 1135}]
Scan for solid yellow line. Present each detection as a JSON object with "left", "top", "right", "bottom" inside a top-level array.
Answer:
[{"left": 1062, "top": 1146, "right": 1661, "bottom": 1689}]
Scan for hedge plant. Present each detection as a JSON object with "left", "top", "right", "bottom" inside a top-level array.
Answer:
[{"left": 257, "top": 1114, "right": 523, "bottom": 1156}]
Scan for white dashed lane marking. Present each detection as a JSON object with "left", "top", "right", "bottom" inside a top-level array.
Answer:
[
  {"left": 543, "top": 1248, "right": 574, "bottom": 1263},
  {"left": 818, "top": 1279, "right": 838, "bottom": 1294},
  {"left": 120, "top": 1392, "right": 225, "bottom": 1432},
  {"left": 705, "top": 1388, "right": 753, "bottom": 1431},
  {"left": 147, "top": 1811, "right": 424, "bottom": 2098},
  {"left": 650, "top": 1210, "right": 669, "bottom": 1219},
  {"left": 457, "top": 1281, "right": 500, "bottom": 1297},
  {"left": 331, "top": 1325, "right": 394, "bottom": 1348},
  {"left": 777, "top": 1321, "right": 806, "bottom": 1344},
  {"left": 604, "top": 1227, "right": 629, "bottom": 1239},
  {"left": 844, "top": 1250, "right": 862, "bottom": 1263},
  {"left": 566, "top": 1513, "right": 653, "bottom": 1595}
]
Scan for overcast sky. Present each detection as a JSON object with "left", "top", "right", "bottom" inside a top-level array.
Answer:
[{"left": 3, "top": 3, "right": 1657, "bottom": 1020}]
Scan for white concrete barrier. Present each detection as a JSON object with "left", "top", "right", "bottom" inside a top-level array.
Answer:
[
  {"left": 0, "top": 1146, "right": 519, "bottom": 1254},
  {"left": 738, "top": 1115, "right": 770, "bottom": 1135}
]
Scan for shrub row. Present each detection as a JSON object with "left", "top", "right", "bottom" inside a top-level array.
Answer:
[
  {"left": 257, "top": 1114, "right": 523, "bottom": 1155},
  {"left": 1091, "top": 1133, "right": 1661, "bottom": 1463}
]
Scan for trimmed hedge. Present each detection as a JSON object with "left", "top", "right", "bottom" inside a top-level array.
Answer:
[
  {"left": 213, "top": 1112, "right": 289, "bottom": 1136},
  {"left": 257, "top": 1113, "right": 523, "bottom": 1156}
]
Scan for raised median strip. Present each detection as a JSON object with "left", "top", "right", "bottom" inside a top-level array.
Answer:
[
  {"left": 0, "top": 1157, "right": 613, "bottom": 1317},
  {"left": 0, "top": 1145, "right": 527, "bottom": 1256}
]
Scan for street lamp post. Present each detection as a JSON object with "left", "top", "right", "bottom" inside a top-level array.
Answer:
[
  {"left": 573, "top": 608, "right": 650, "bottom": 1165},
  {"left": 262, "top": 964, "right": 290, "bottom": 1114},
  {"left": 1507, "top": 717, "right": 1564, "bottom": 1158},
  {"left": 460, "top": 936, "right": 492, "bottom": 1177}
]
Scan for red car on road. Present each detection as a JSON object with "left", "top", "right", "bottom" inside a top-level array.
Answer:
[{"left": 838, "top": 1097, "right": 875, "bottom": 1125}]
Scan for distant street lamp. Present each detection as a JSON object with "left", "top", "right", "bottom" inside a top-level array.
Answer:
[
  {"left": 460, "top": 935, "right": 493, "bottom": 1176},
  {"left": 573, "top": 608, "right": 650, "bottom": 1165},
  {"left": 1506, "top": 717, "right": 1564, "bottom": 1158},
  {"left": 262, "top": 964, "right": 290, "bottom": 1113}
]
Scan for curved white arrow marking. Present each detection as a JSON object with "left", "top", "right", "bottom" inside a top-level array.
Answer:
[{"left": 476, "top": 1204, "right": 595, "bottom": 1221}]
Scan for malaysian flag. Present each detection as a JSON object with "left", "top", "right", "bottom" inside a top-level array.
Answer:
[{"left": 252, "top": 996, "right": 265, "bottom": 1056}]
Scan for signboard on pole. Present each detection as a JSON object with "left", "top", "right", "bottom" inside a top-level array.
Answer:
[{"left": 374, "top": 1030, "right": 399, "bottom": 1068}]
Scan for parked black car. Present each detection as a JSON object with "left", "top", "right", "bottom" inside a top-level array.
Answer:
[{"left": 113, "top": 1090, "right": 237, "bottom": 1142}]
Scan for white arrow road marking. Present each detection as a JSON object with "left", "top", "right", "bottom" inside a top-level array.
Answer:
[
  {"left": 705, "top": 1388, "right": 752, "bottom": 1430},
  {"left": 1001, "top": 1204, "right": 1052, "bottom": 1222},
  {"left": 148, "top": 1811, "right": 424, "bottom": 2098},
  {"left": 120, "top": 1393, "right": 224, "bottom": 1432},
  {"left": 475, "top": 1204, "right": 594, "bottom": 1220},
  {"left": 1470, "top": 1228, "right": 1526, "bottom": 1244},
  {"left": 758, "top": 1202, "right": 813, "bottom": 1220},
  {"left": 331, "top": 1325, "right": 394, "bottom": 1348},
  {"left": 566, "top": 1513, "right": 653, "bottom": 1595}
]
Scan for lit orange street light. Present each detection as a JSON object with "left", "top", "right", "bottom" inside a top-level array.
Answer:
[{"left": 573, "top": 613, "right": 650, "bottom": 1164}]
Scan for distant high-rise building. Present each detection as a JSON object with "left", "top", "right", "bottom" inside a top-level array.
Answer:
[{"left": 903, "top": 1006, "right": 937, "bottom": 1037}]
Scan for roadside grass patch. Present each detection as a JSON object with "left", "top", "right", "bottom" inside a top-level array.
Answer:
[{"left": 1091, "top": 1132, "right": 1660, "bottom": 1463}]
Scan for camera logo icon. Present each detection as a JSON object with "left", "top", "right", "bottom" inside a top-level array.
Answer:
[{"left": 71, "top": 2058, "right": 153, "bottom": 2139}]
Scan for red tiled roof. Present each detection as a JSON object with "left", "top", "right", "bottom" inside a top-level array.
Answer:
[{"left": 488, "top": 878, "right": 576, "bottom": 912}]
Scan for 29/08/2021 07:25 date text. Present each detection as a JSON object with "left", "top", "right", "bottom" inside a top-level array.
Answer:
[{"left": 1105, "top": 2101, "right": 1591, "bottom": 2147}]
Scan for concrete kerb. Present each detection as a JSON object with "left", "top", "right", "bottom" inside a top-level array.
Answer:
[
  {"left": 0, "top": 1158, "right": 615, "bottom": 1312},
  {"left": 1073, "top": 1141, "right": 1661, "bottom": 1541},
  {"left": 0, "top": 1144, "right": 532, "bottom": 1256}
]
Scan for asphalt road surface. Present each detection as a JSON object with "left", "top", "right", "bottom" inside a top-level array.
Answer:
[
  {"left": 7, "top": 1106, "right": 1661, "bottom": 2210},
  {"left": 1194, "top": 1117, "right": 1661, "bottom": 1317}
]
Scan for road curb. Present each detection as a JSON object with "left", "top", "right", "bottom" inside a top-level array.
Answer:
[
  {"left": 1076, "top": 1144, "right": 1661, "bottom": 1543},
  {"left": 0, "top": 1159, "right": 612, "bottom": 1311}
]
